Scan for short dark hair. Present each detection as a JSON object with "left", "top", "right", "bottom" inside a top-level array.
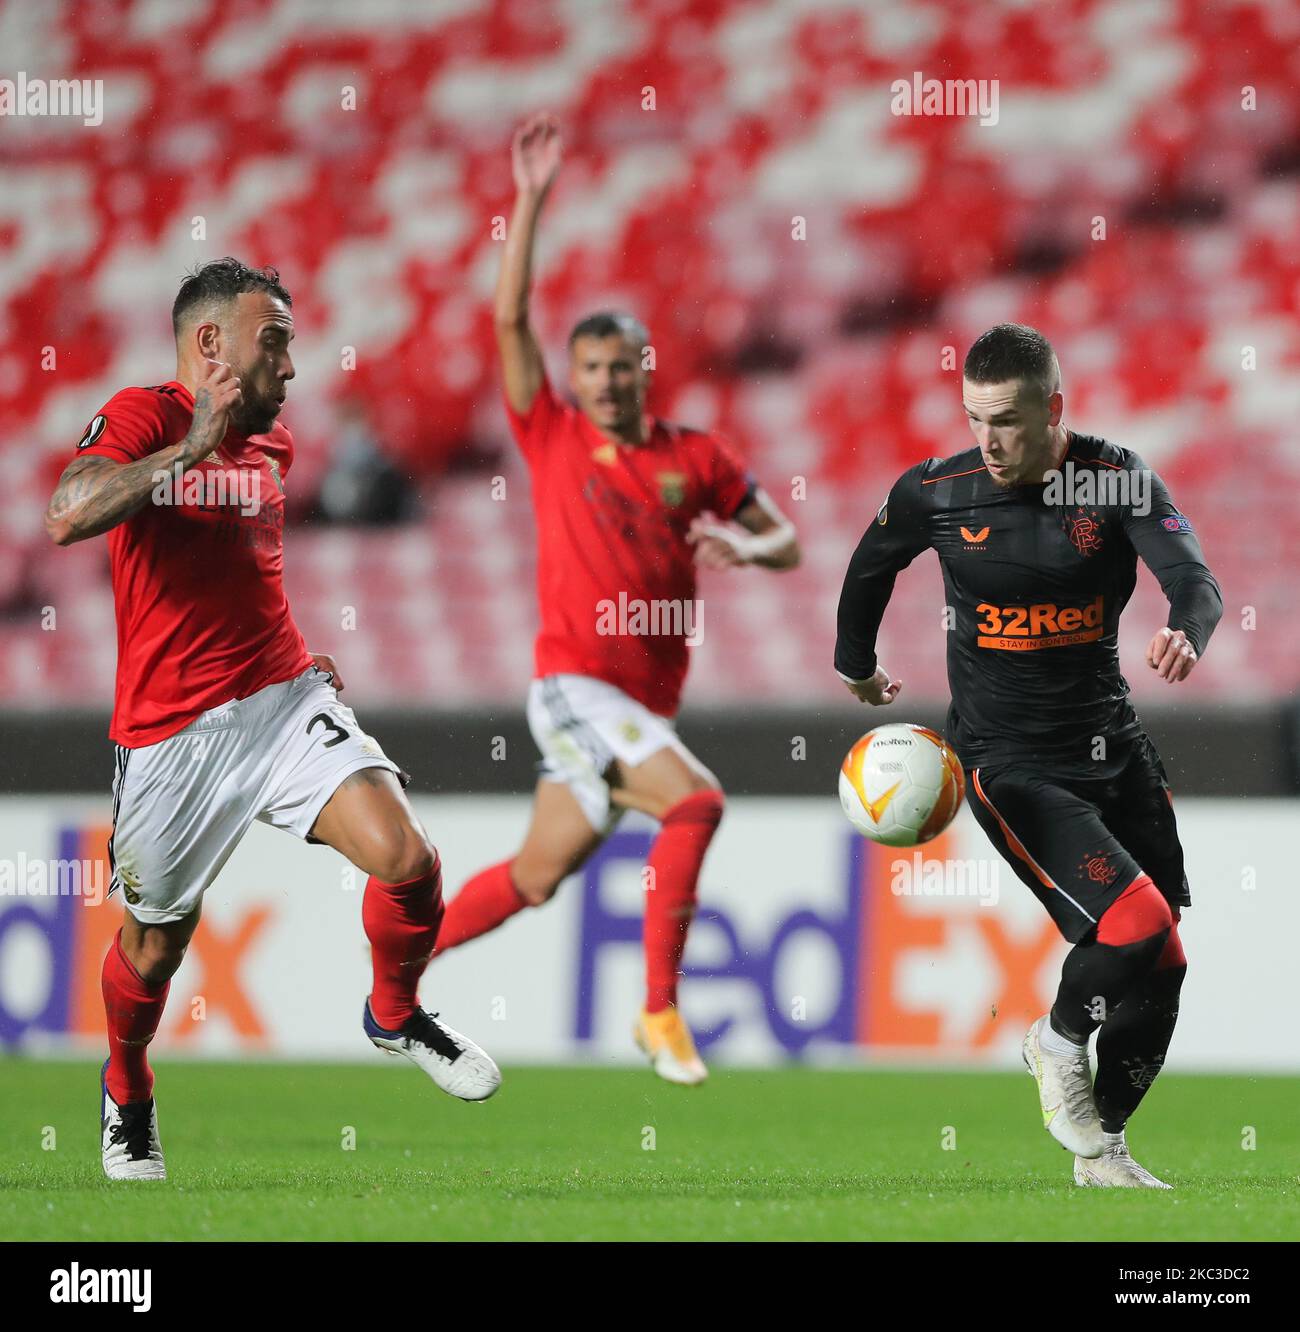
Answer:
[
  {"left": 172, "top": 257, "right": 291, "bottom": 335},
  {"left": 963, "top": 323, "right": 1060, "bottom": 397},
  {"left": 568, "top": 310, "right": 649, "bottom": 351}
]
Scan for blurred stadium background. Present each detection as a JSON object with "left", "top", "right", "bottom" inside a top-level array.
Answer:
[{"left": 1, "top": 0, "right": 1297, "bottom": 1076}]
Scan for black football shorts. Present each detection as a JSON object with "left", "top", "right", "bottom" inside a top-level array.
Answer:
[{"left": 965, "top": 733, "right": 1189, "bottom": 943}]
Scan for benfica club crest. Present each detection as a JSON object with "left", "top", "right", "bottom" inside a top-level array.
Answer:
[{"left": 657, "top": 471, "right": 686, "bottom": 507}]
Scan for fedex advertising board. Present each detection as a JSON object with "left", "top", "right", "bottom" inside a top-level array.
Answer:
[{"left": 0, "top": 796, "right": 1292, "bottom": 1071}]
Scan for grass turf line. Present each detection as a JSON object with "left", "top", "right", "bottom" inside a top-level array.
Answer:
[{"left": 2, "top": 1061, "right": 1296, "bottom": 1241}]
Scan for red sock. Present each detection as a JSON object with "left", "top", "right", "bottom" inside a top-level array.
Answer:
[
  {"left": 435, "top": 860, "right": 528, "bottom": 953},
  {"left": 644, "top": 790, "right": 724, "bottom": 1013},
  {"left": 1096, "top": 873, "right": 1172, "bottom": 946},
  {"left": 102, "top": 929, "right": 169, "bottom": 1105},
  {"left": 363, "top": 860, "right": 444, "bottom": 1030}
]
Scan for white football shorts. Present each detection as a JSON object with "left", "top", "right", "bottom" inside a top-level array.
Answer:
[
  {"left": 108, "top": 665, "right": 401, "bottom": 924},
  {"left": 525, "top": 673, "right": 694, "bottom": 831}
]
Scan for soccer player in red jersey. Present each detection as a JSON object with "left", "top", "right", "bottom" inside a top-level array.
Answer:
[
  {"left": 433, "top": 117, "right": 801, "bottom": 1085},
  {"left": 45, "top": 258, "right": 499, "bottom": 1181}
]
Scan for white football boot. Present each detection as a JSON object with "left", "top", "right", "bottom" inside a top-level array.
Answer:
[
  {"left": 100, "top": 1061, "right": 166, "bottom": 1181},
  {"left": 1075, "top": 1131, "right": 1172, "bottom": 1188},
  {"left": 634, "top": 1006, "right": 708, "bottom": 1086},
  {"left": 1022, "top": 1015, "right": 1105, "bottom": 1159},
  {"left": 364, "top": 1000, "right": 501, "bottom": 1101}
]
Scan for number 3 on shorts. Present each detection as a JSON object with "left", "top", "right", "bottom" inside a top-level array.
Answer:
[{"left": 306, "top": 709, "right": 350, "bottom": 749}]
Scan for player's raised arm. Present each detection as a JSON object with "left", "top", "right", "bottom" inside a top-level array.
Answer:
[
  {"left": 1121, "top": 458, "right": 1223, "bottom": 683},
  {"left": 44, "top": 360, "right": 241, "bottom": 546},
  {"left": 834, "top": 462, "right": 932, "bottom": 703},
  {"left": 494, "top": 115, "right": 562, "bottom": 417}
]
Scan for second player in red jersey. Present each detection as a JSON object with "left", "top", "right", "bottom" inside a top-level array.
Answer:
[
  {"left": 508, "top": 369, "right": 753, "bottom": 716},
  {"left": 434, "top": 116, "right": 802, "bottom": 1085}
]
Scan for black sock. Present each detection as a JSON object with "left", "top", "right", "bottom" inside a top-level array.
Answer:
[
  {"left": 1094, "top": 963, "right": 1185, "bottom": 1133},
  {"left": 1050, "top": 929, "right": 1170, "bottom": 1045}
]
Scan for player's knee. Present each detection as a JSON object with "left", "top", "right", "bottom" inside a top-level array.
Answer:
[
  {"left": 515, "top": 879, "right": 558, "bottom": 908},
  {"left": 373, "top": 830, "right": 439, "bottom": 886},
  {"left": 661, "top": 784, "right": 725, "bottom": 828},
  {"left": 510, "top": 857, "right": 563, "bottom": 907},
  {"left": 132, "top": 936, "right": 187, "bottom": 986},
  {"left": 1097, "top": 873, "right": 1173, "bottom": 948},
  {"left": 1154, "top": 916, "right": 1187, "bottom": 973}
]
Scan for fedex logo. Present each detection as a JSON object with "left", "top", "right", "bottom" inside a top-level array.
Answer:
[
  {"left": 0, "top": 821, "right": 271, "bottom": 1049},
  {"left": 574, "top": 822, "right": 1066, "bottom": 1058}
]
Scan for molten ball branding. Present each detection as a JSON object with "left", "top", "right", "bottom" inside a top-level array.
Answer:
[{"left": 839, "top": 723, "right": 965, "bottom": 847}]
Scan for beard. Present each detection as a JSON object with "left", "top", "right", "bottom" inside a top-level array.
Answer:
[
  {"left": 231, "top": 395, "right": 278, "bottom": 437},
  {"left": 983, "top": 460, "right": 1020, "bottom": 488}
]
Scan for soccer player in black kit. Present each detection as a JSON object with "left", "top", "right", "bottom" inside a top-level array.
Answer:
[{"left": 835, "top": 324, "right": 1222, "bottom": 1188}]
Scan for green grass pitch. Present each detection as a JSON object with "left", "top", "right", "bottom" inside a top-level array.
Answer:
[{"left": 2, "top": 1060, "right": 1296, "bottom": 1241}]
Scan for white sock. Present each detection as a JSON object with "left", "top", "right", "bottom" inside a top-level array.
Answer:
[
  {"left": 1039, "top": 1019, "right": 1088, "bottom": 1058},
  {"left": 1102, "top": 1129, "right": 1126, "bottom": 1148}
]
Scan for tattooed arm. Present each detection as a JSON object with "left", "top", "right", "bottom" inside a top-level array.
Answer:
[{"left": 45, "top": 360, "right": 241, "bottom": 546}]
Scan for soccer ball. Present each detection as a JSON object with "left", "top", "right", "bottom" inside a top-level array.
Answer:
[{"left": 838, "top": 723, "right": 965, "bottom": 847}]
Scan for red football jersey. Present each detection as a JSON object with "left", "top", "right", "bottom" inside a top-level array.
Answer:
[
  {"left": 75, "top": 381, "right": 312, "bottom": 746},
  {"left": 506, "top": 375, "right": 755, "bottom": 716}
]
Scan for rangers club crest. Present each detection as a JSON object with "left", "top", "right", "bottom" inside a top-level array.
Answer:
[
  {"left": 1078, "top": 851, "right": 1119, "bottom": 886},
  {"left": 1063, "top": 506, "right": 1103, "bottom": 557}
]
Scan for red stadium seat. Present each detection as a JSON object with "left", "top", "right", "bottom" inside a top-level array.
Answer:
[{"left": 5, "top": 0, "right": 1297, "bottom": 705}]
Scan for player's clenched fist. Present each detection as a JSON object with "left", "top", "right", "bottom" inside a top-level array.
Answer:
[
  {"left": 511, "top": 113, "right": 562, "bottom": 198},
  {"left": 687, "top": 516, "right": 747, "bottom": 569},
  {"left": 310, "top": 652, "right": 345, "bottom": 692},
  {"left": 180, "top": 357, "right": 242, "bottom": 465},
  {"left": 1146, "top": 626, "right": 1197, "bottom": 682},
  {"left": 842, "top": 666, "right": 903, "bottom": 705}
]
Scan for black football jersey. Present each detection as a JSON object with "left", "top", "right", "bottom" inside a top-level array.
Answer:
[{"left": 835, "top": 432, "right": 1223, "bottom": 774}]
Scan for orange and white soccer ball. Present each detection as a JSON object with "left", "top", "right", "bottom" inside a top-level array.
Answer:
[{"left": 838, "top": 723, "right": 965, "bottom": 847}]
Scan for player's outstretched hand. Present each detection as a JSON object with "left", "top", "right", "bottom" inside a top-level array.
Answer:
[
  {"left": 687, "top": 516, "right": 749, "bottom": 569},
  {"left": 1147, "top": 626, "right": 1197, "bottom": 683},
  {"left": 512, "top": 114, "right": 562, "bottom": 198},
  {"left": 180, "top": 358, "right": 242, "bottom": 465},
  {"left": 843, "top": 667, "right": 902, "bottom": 705},
  {"left": 310, "top": 652, "right": 345, "bottom": 692}
]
